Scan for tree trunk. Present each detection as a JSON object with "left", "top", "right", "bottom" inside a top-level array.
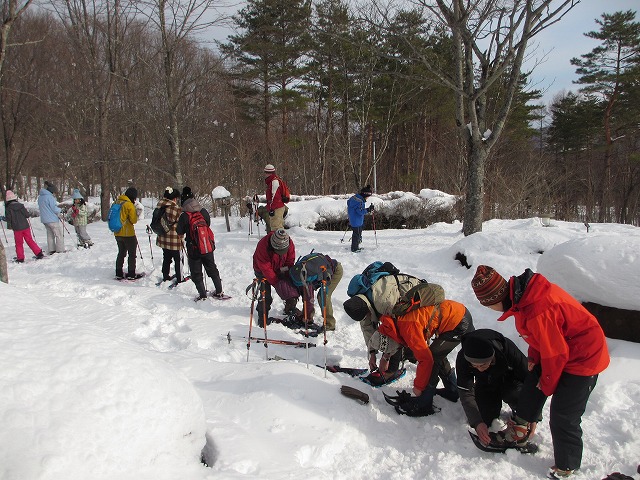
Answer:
[{"left": 462, "top": 141, "right": 487, "bottom": 236}]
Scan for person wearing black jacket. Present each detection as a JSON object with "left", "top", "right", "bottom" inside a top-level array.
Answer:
[
  {"left": 456, "top": 328, "right": 530, "bottom": 446},
  {"left": 176, "top": 187, "right": 223, "bottom": 300}
]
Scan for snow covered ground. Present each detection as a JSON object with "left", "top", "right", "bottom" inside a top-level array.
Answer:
[{"left": 1, "top": 195, "right": 639, "bottom": 480}]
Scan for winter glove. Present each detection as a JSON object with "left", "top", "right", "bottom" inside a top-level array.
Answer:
[
  {"left": 269, "top": 210, "right": 275, "bottom": 217},
  {"left": 367, "top": 205, "right": 374, "bottom": 212}
]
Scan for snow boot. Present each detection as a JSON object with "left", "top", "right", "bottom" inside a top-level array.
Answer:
[{"left": 436, "top": 370, "right": 459, "bottom": 402}]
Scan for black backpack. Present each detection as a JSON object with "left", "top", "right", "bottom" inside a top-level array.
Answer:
[{"left": 150, "top": 206, "right": 171, "bottom": 235}]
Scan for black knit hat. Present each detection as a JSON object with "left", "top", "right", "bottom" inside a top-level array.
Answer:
[
  {"left": 360, "top": 185, "right": 372, "bottom": 197},
  {"left": 181, "top": 186, "right": 193, "bottom": 204},
  {"left": 463, "top": 335, "right": 495, "bottom": 364},
  {"left": 343, "top": 295, "right": 370, "bottom": 321},
  {"left": 163, "top": 186, "right": 180, "bottom": 200},
  {"left": 124, "top": 187, "right": 138, "bottom": 202},
  {"left": 44, "top": 181, "right": 58, "bottom": 194}
]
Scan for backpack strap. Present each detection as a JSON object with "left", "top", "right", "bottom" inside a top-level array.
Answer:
[{"left": 423, "top": 304, "right": 441, "bottom": 345}]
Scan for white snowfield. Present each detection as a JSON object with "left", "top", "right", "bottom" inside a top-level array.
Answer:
[{"left": 1, "top": 196, "right": 639, "bottom": 480}]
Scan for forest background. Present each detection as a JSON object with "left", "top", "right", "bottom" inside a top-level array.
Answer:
[{"left": 0, "top": 0, "right": 639, "bottom": 230}]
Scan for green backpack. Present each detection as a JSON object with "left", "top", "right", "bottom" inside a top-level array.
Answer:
[{"left": 391, "top": 282, "right": 445, "bottom": 317}]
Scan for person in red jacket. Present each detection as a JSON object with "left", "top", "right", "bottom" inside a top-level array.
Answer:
[
  {"left": 252, "top": 229, "right": 299, "bottom": 327},
  {"left": 472, "top": 265, "right": 610, "bottom": 479},
  {"left": 264, "top": 164, "right": 287, "bottom": 231},
  {"left": 374, "top": 300, "right": 474, "bottom": 416}
]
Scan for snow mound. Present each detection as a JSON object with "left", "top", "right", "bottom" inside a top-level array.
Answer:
[
  {"left": 537, "top": 234, "right": 640, "bottom": 311},
  {"left": 0, "top": 284, "right": 207, "bottom": 480}
]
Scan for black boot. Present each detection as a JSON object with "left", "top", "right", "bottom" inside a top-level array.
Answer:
[{"left": 436, "top": 370, "right": 459, "bottom": 403}]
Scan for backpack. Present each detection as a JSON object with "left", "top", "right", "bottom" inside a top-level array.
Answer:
[
  {"left": 289, "top": 252, "right": 333, "bottom": 287},
  {"left": 391, "top": 282, "right": 445, "bottom": 317},
  {"left": 186, "top": 211, "right": 215, "bottom": 255},
  {"left": 150, "top": 206, "right": 171, "bottom": 235},
  {"left": 347, "top": 261, "right": 400, "bottom": 297},
  {"left": 368, "top": 274, "right": 425, "bottom": 317},
  {"left": 277, "top": 175, "right": 291, "bottom": 204},
  {"left": 107, "top": 202, "right": 123, "bottom": 233}
]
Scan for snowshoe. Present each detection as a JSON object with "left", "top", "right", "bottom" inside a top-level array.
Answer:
[
  {"left": 209, "top": 291, "right": 232, "bottom": 300},
  {"left": 361, "top": 368, "right": 406, "bottom": 387},
  {"left": 168, "top": 276, "right": 191, "bottom": 289},
  {"left": 468, "top": 430, "right": 539, "bottom": 454}
]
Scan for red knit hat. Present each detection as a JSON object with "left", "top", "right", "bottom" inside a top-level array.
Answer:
[{"left": 472, "top": 265, "right": 508, "bottom": 306}]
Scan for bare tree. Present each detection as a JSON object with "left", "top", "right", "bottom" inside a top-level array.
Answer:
[
  {"left": 401, "top": 0, "right": 579, "bottom": 235},
  {"left": 140, "top": 0, "right": 229, "bottom": 189}
]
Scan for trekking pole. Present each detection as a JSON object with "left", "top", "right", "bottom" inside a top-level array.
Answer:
[
  {"left": 320, "top": 272, "right": 329, "bottom": 378},
  {"left": 27, "top": 218, "right": 37, "bottom": 242},
  {"left": 371, "top": 210, "right": 378, "bottom": 247},
  {"left": 299, "top": 264, "right": 311, "bottom": 368},
  {"left": 260, "top": 278, "right": 269, "bottom": 361},
  {"left": 246, "top": 279, "right": 258, "bottom": 362},
  {"left": 59, "top": 216, "right": 71, "bottom": 235},
  {"left": 340, "top": 224, "right": 349, "bottom": 243},
  {"left": 0, "top": 219, "right": 7, "bottom": 244},
  {"left": 137, "top": 240, "right": 147, "bottom": 271},
  {"left": 145, "top": 225, "right": 155, "bottom": 267}
]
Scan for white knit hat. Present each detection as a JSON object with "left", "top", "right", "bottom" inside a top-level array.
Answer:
[
  {"left": 264, "top": 164, "right": 276, "bottom": 173},
  {"left": 4, "top": 190, "right": 17, "bottom": 202}
]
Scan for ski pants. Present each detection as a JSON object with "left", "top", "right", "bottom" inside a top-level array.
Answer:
[
  {"left": 350, "top": 225, "right": 363, "bottom": 252},
  {"left": 162, "top": 248, "right": 182, "bottom": 281},
  {"left": 115, "top": 235, "right": 138, "bottom": 276},
  {"left": 74, "top": 224, "right": 91, "bottom": 243},
  {"left": 13, "top": 228, "right": 42, "bottom": 261},
  {"left": 518, "top": 371, "right": 598, "bottom": 471},
  {"left": 427, "top": 308, "right": 475, "bottom": 388},
  {"left": 302, "top": 262, "right": 344, "bottom": 330},
  {"left": 44, "top": 221, "right": 65, "bottom": 253},
  {"left": 474, "top": 378, "right": 524, "bottom": 426},
  {"left": 267, "top": 206, "right": 286, "bottom": 231},
  {"left": 189, "top": 251, "right": 222, "bottom": 297}
]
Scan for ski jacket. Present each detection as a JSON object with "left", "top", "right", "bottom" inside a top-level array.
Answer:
[
  {"left": 497, "top": 269, "right": 610, "bottom": 396},
  {"left": 70, "top": 204, "right": 88, "bottom": 227},
  {"left": 252, "top": 231, "right": 296, "bottom": 285},
  {"left": 378, "top": 300, "right": 467, "bottom": 391},
  {"left": 456, "top": 329, "right": 528, "bottom": 428},
  {"left": 176, "top": 198, "right": 210, "bottom": 256},
  {"left": 114, "top": 194, "right": 138, "bottom": 237},
  {"left": 4, "top": 200, "right": 30, "bottom": 231},
  {"left": 347, "top": 193, "right": 367, "bottom": 228},
  {"left": 155, "top": 198, "right": 183, "bottom": 251},
  {"left": 265, "top": 174, "right": 285, "bottom": 211},
  {"left": 37, "top": 188, "right": 61, "bottom": 224}
]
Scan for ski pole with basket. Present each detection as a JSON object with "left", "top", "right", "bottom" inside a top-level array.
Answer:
[{"left": 245, "top": 278, "right": 259, "bottom": 362}]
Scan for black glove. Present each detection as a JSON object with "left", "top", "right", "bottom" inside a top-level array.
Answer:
[
  {"left": 269, "top": 210, "right": 275, "bottom": 217},
  {"left": 367, "top": 205, "right": 374, "bottom": 212}
]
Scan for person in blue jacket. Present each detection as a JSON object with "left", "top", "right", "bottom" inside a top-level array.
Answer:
[
  {"left": 37, "top": 181, "right": 65, "bottom": 254},
  {"left": 347, "top": 185, "right": 374, "bottom": 252}
]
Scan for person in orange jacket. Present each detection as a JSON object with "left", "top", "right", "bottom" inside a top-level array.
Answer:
[
  {"left": 374, "top": 299, "right": 474, "bottom": 416},
  {"left": 471, "top": 265, "right": 610, "bottom": 479}
]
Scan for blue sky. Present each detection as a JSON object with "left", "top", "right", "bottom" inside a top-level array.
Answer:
[{"left": 527, "top": 0, "right": 638, "bottom": 105}]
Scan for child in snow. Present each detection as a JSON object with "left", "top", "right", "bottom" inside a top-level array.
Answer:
[
  {"left": 4, "top": 190, "right": 44, "bottom": 262},
  {"left": 471, "top": 265, "right": 610, "bottom": 479},
  {"left": 69, "top": 189, "right": 93, "bottom": 248}
]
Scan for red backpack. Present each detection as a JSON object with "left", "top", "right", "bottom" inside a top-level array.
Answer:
[
  {"left": 276, "top": 175, "right": 291, "bottom": 203},
  {"left": 186, "top": 211, "right": 215, "bottom": 255}
]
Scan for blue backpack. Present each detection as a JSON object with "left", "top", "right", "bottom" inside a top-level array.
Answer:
[
  {"left": 107, "top": 202, "right": 123, "bottom": 233},
  {"left": 347, "top": 261, "right": 400, "bottom": 297},
  {"left": 289, "top": 252, "right": 333, "bottom": 287}
]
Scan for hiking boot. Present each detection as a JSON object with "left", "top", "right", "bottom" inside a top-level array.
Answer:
[
  {"left": 126, "top": 273, "right": 145, "bottom": 280},
  {"left": 495, "top": 415, "right": 533, "bottom": 446},
  {"left": 211, "top": 291, "right": 226, "bottom": 299},
  {"left": 14, "top": 258, "right": 24, "bottom": 263},
  {"left": 35, "top": 252, "right": 44, "bottom": 260},
  {"left": 547, "top": 467, "right": 576, "bottom": 479}
]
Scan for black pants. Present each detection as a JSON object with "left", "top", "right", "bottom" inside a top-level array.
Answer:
[
  {"left": 428, "top": 308, "right": 475, "bottom": 387},
  {"left": 475, "top": 379, "right": 523, "bottom": 425},
  {"left": 517, "top": 371, "right": 598, "bottom": 471},
  {"left": 115, "top": 236, "right": 138, "bottom": 276},
  {"left": 162, "top": 249, "right": 181, "bottom": 281},
  {"left": 189, "top": 251, "right": 222, "bottom": 297},
  {"left": 351, "top": 226, "right": 362, "bottom": 251}
]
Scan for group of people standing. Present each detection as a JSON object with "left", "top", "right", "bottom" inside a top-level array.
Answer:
[
  {"left": 2, "top": 181, "right": 94, "bottom": 263},
  {"left": 111, "top": 185, "right": 224, "bottom": 300}
]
